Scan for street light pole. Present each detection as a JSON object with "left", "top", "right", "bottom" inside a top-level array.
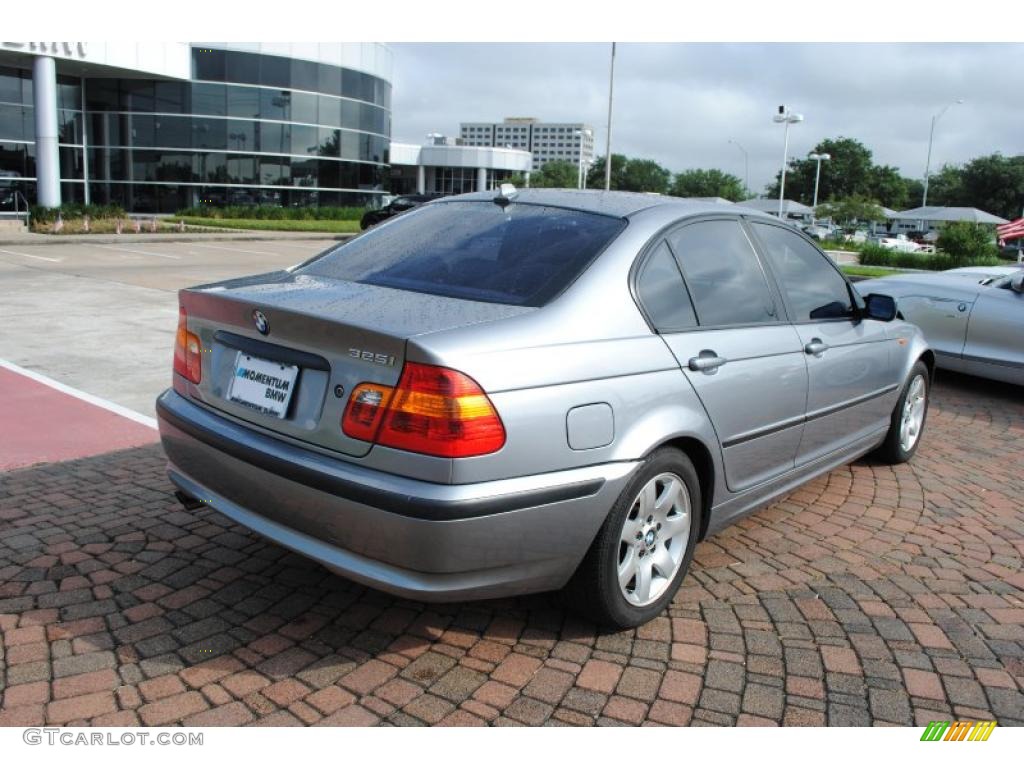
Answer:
[
  {"left": 773, "top": 106, "right": 803, "bottom": 219},
  {"left": 728, "top": 139, "right": 749, "bottom": 196},
  {"left": 808, "top": 152, "right": 831, "bottom": 213},
  {"left": 922, "top": 98, "right": 963, "bottom": 207},
  {"left": 603, "top": 43, "right": 616, "bottom": 191}
]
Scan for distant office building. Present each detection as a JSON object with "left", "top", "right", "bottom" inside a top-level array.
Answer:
[{"left": 460, "top": 117, "right": 594, "bottom": 175}]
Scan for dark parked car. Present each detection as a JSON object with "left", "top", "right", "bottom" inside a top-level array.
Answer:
[{"left": 360, "top": 194, "right": 440, "bottom": 230}]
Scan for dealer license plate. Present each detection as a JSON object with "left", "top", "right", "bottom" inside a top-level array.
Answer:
[{"left": 227, "top": 352, "right": 299, "bottom": 418}]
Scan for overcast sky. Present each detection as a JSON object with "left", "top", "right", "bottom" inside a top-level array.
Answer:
[{"left": 389, "top": 43, "right": 1023, "bottom": 193}]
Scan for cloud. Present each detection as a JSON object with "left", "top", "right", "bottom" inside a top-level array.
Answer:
[{"left": 389, "top": 42, "right": 1023, "bottom": 192}]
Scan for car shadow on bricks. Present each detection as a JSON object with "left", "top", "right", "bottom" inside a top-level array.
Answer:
[{"left": 1, "top": 374, "right": 1022, "bottom": 727}]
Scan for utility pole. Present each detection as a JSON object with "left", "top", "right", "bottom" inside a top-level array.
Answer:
[
  {"left": 729, "top": 139, "right": 749, "bottom": 196},
  {"left": 603, "top": 43, "right": 616, "bottom": 192},
  {"left": 922, "top": 98, "right": 963, "bottom": 207}
]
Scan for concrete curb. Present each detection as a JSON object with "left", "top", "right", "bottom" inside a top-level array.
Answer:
[{"left": 0, "top": 231, "right": 354, "bottom": 246}]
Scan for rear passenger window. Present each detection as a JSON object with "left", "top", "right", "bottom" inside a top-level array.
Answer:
[
  {"left": 636, "top": 242, "right": 697, "bottom": 331},
  {"left": 667, "top": 220, "right": 777, "bottom": 327},
  {"left": 752, "top": 223, "right": 854, "bottom": 321}
]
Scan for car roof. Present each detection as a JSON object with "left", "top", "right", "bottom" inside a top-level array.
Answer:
[
  {"left": 945, "top": 265, "right": 1022, "bottom": 277},
  {"left": 442, "top": 188, "right": 758, "bottom": 219}
]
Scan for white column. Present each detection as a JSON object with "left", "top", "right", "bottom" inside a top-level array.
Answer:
[
  {"left": 80, "top": 76, "right": 90, "bottom": 204},
  {"left": 32, "top": 56, "right": 61, "bottom": 208},
  {"left": 416, "top": 165, "right": 425, "bottom": 194},
  {"left": 476, "top": 167, "right": 487, "bottom": 192}
]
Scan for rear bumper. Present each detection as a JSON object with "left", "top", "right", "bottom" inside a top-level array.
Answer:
[{"left": 156, "top": 389, "right": 638, "bottom": 601}]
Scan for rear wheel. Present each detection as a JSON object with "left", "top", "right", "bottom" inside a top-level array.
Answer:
[
  {"left": 873, "top": 360, "right": 930, "bottom": 464},
  {"left": 566, "top": 448, "right": 701, "bottom": 628}
]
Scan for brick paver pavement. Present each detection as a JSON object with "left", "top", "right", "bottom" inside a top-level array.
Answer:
[{"left": 1, "top": 372, "right": 1022, "bottom": 727}]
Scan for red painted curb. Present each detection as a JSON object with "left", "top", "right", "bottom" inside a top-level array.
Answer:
[{"left": 0, "top": 367, "right": 158, "bottom": 471}]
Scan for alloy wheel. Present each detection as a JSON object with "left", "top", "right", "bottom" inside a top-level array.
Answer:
[
  {"left": 617, "top": 472, "right": 691, "bottom": 607},
  {"left": 899, "top": 374, "right": 927, "bottom": 452}
]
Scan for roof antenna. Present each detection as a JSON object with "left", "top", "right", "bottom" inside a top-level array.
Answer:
[{"left": 493, "top": 183, "right": 517, "bottom": 209}]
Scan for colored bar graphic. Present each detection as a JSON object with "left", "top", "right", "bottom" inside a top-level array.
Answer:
[
  {"left": 921, "top": 720, "right": 997, "bottom": 742},
  {"left": 921, "top": 721, "right": 949, "bottom": 741}
]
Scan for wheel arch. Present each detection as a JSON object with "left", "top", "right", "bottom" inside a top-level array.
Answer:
[
  {"left": 918, "top": 349, "right": 936, "bottom": 381},
  {"left": 660, "top": 435, "right": 716, "bottom": 542}
]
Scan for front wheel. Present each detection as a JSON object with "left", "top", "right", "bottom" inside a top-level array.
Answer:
[
  {"left": 873, "top": 360, "right": 930, "bottom": 464},
  {"left": 565, "top": 448, "right": 702, "bottom": 628}
]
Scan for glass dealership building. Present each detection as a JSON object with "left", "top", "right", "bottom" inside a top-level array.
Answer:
[{"left": 0, "top": 42, "right": 393, "bottom": 212}]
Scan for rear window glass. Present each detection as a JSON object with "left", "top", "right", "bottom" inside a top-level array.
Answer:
[
  {"left": 299, "top": 201, "right": 626, "bottom": 306},
  {"left": 636, "top": 241, "right": 697, "bottom": 332}
]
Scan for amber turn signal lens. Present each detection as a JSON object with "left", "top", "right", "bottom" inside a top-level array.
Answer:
[{"left": 173, "top": 307, "right": 202, "bottom": 384}]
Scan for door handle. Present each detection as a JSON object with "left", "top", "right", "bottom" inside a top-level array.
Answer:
[
  {"left": 688, "top": 351, "right": 727, "bottom": 372},
  {"left": 804, "top": 339, "right": 829, "bottom": 356}
]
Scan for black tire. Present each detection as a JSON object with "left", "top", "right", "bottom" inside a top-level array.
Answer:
[
  {"left": 565, "top": 447, "right": 702, "bottom": 629},
  {"left": 872, "top": 360, "right": 930, "bottom": 464}
]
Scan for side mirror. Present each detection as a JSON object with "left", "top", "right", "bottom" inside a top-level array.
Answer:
[
  {"left": 1010, "top": 272, "right": 1024, "bottom": 294},
  {"left": 863, "top": 293, "right": 897, "bottom": 322}
]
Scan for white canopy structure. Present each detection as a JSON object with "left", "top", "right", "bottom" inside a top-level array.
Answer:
[
  {"left": 738, "top": 198, "right": 814, "bottom": 217},
  {"left": 893, "top": 206, "right": 1009, "bottom": 225}
]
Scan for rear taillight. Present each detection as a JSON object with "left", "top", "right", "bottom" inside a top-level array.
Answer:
[
  {"left": 341, "top": 362, "right": 505, "bottom": 458},
  {"left": 173, "top": 307, "right": 202, "bottom": 384}
]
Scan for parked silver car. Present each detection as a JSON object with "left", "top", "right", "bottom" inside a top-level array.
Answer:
[
  {"left": 858, "top": 265, "right": 1024, "bottom": 386},
  {"left": 156, "top": 189, "right": 932, "bottom": 627}
]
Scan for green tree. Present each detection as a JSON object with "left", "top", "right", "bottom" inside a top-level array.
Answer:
[
  {"left": 867, "top": 165, "right": 910, "bottom": 209},
  {"left": 922, "top": 164, "right": 964, "bottom": 207},
  {"left": 670, "top": 168, "right": 746, "bottom": 201},
  {"left": 815, "top": 196, "right": 886, "bottom": 226},
  {"left": 917, "top": 155, "right": 1024, "bottom": 217},
  {"left": 903, "top": 177, "right": 925, "bottom": 208},
  {"left": 586, "top": 154, "right": 627, "bottom": 189},
  {"left": 766, "top": 137, "right": 875, "bottom": 203},
  {"left": 586, "top": 154, "right": 670, "bottom": 193},
  {"left": 620, "top": 159, "right": 671, "bottom": 194},
  {"left": 958, "top": 154, "right": 1024, "bottom": 220},
  {"left": 936, "top": 221, "right": 999, "bottom": 267},
  {"left": 528, "top": 160, "right": 580, "bottom": 188}
]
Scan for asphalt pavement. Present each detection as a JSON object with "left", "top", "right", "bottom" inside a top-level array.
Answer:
[{"left": 0, "top": 238, "right": 335, "bottom": 418}]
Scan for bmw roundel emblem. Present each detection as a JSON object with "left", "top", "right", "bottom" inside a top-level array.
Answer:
[{"left": 252, "top": 309, "right": 269, "bottom": 335}]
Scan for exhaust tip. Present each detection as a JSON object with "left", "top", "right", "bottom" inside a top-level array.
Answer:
[{"left": 174, "top": 490, "right": 206, "bottom": 511}]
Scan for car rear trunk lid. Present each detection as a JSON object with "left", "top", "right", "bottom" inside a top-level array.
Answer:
[{"left": 178, "top": 271, "right": 532, "bottom": 458}]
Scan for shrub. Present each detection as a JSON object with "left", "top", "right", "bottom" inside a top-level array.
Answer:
[
  {"left": 936, "top": 221, "right": 999, "bottom": 267},
  {"left": 30, "top": 203, "right": 126, "bottom": 223},
  {"left": 819, "top": 238, "right": 864, "bottom": 252},
  {"left": 175, "top": 204, "right": 367, "bottom": 221},
  {"left": 858, "top": 242, "right": 1001, "bottom": 271}
]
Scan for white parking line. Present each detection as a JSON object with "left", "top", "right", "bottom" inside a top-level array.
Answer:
[
  {"left": 0, "top": 358, "right": 157, "bottom": 429},
  {"left": 91, "top": 244, "right": 182, "bottom": 260},
  {"left": 191, "top": 242, "right": 280, "bottom": 256},
  {"left": 0, "top": 247, "right": 62, "bottom": 263},
  {"left": 273, "top": 241, "right": 333, "bottom": 250}
]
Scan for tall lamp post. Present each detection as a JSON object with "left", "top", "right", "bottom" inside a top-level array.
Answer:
[
  {"left": 603, "top": 43, "right": 616, "bottom": 191},
  {"left": 922, "top": 98, "right": 963, "bottom": 207},
  {"left": 808, "top": 152, "right": 831, "bottom": 218},
  {"left": 728, "top": 138, "right": 749, "bottom": 196},
  {"left": 575, "top": 128, "right": 592, "bottom": 189},
  {"left": 773, "top": 106, "right": 803, "bottom": 218}
]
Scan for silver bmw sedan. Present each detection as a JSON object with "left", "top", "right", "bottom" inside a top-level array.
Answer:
[
  {"left": 157, "top": 188, "right": 931, "bottom": 628},
  {"left": 858, "top": 265, "right": 1024, "bottom": 386}
]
